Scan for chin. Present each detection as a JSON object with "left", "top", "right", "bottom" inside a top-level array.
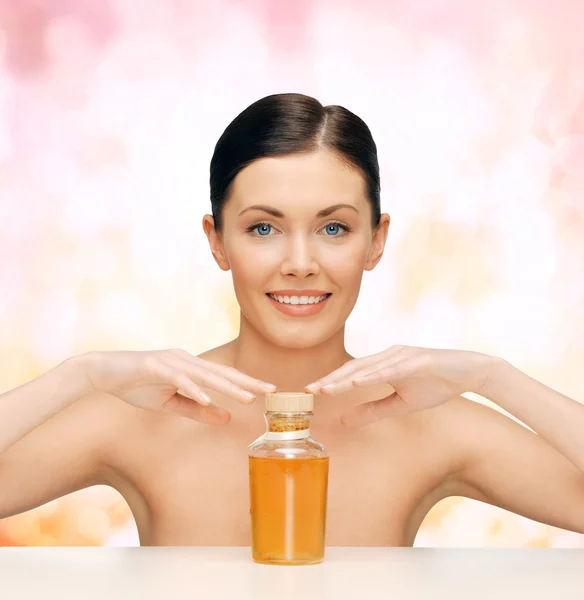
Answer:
[{"left": 260, "top": 322, "right": 341, "bottom": 350}]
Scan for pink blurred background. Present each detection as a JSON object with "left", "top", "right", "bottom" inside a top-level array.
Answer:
[{"left": 1, "top": 0, "right": 584, "bottom": 547}]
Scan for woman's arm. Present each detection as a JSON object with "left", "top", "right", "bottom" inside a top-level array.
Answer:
[
  {"left": 0, "top": 358, "right": 115, "bottom": 522},
  {"left": 428, "top": 395, "right": 584, "bottom": 535},
  {"left": 0, "top": 388, "right": 122, "bottom": 520},
  {"left": 434, "top": 360, "right": 584, "bottom": 534},
  {"left": 0, "top": 357, "right": 91, "bottom": 455},
  {"left": 479, "top": 358, "right": 584, "bottom": 473}
]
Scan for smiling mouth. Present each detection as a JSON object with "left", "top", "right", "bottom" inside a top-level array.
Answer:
[{"left": 266, "top": 293, "right": 332, "bottom": 305}]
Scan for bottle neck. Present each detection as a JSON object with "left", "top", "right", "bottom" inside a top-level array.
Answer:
[{"left": 263, "top": 411, "right": 312, "bottom": 440}]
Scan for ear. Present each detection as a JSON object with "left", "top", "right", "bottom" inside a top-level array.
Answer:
[
  {"left": 364, "top": 213, "right": 390, "bottom": 271},
  {"left": 202, "top": 214, "right": 230, "bottom": 271}
]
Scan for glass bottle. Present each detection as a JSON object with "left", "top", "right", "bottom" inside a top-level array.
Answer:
[{"left": 248, "top": 392, "right": 329, "bottom": 565}]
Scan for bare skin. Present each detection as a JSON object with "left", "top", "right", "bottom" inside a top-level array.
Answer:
[
  {"left": 1, "top": 341, "right": 583, "bottom": 546},
  {"left": 1, "top": 149, "right": 583, "bottom": 545}
]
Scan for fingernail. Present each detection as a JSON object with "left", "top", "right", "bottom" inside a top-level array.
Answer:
[
  {"left": 263, "top": 383, "right": 277, "bottom": 391},
  {"left": 200, "top": 391, "right": 212, "bottom": 405},
  {"left": 243, "top": 391, "right": 256, "bottom": 401}
]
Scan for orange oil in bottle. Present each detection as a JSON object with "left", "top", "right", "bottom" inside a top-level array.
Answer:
[{"left": 249, "top": 455, "right": 329, "bottom": 565}]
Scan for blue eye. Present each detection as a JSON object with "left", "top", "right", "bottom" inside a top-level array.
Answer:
[
  {"left": 246, "top": 222, "right": 276, "bottom": 237},
  {"left": 255, "top": 224, "right": 272, "bottom": 236},
  {"left": 322, "top": 222, "right": 350, "bottom": 236}
]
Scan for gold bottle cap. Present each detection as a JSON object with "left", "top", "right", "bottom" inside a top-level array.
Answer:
[{"left": 265, "top": 392, "right": 314, "bottom": 413}]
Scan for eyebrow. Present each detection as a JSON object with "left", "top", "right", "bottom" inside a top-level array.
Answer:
[{"left": 237, "top": 203, "right": 359, "bottom": 218}]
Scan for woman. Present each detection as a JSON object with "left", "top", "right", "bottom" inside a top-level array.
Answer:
[{"left": 1, "top": 93, "right": 583, "bottom": 546}]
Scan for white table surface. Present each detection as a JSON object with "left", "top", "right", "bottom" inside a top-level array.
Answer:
[{"left": 1, "top": 547, "right": 583, "bottom": 599}]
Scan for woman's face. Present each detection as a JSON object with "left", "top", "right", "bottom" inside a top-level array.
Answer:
[{"left": 204, "top": 150, "right": 389, "bottom": 349}]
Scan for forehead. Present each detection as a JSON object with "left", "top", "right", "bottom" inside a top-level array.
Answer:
[{"left": 228, "top": 150, "right": 368, "bottom": 209}]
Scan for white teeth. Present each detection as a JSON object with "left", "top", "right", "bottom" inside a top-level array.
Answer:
[{"left": 268, "top": 294, "right": 329, "bottom": 305}]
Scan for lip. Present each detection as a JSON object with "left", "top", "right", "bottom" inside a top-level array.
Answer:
[
  {"left": 266, "top": 292, "right": 332, "bottom": 317},
  {"left": 267, "top": 289, "right": 330, "bottom": 296}
]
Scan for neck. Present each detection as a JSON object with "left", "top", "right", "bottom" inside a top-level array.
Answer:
[{"left": 226, "top": 314, "right": 352, "bottom": 392}]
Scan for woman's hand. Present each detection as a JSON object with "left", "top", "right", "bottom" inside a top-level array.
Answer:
[
  {"left": 74, "top": 349, "right": 276, "bottom": 425},
  {"left": 305, "top": 345, "right": 496, "bottom": 427}
]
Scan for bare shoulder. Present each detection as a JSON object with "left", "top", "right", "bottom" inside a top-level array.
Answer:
[
  {"left": 32, "top": 389, "right": 129, "bottom": 452},
  {"left": 419, "top": 395, "right": 518, "bottom": 437},
  {"left": 409, "top": 395, "right": 524, "bottom": 477},
  {"left": 0, "top": 390, "right": 136, "bottom": 519},
  {"left": 59, "top": 388, "right": 176, "bottom": 474},
  {"left": 58, "top": 390, "right": 139, "bottom": 470}
]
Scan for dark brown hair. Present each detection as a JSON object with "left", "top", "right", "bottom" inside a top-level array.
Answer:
[{"left": 209, "top": 93, "right": 381, "bottom": 231}]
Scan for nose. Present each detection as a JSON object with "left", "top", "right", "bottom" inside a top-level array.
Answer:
[{"left": 280, "top": 232, "right": 320, "bottom": 279}]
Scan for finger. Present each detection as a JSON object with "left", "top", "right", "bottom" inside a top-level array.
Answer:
[
  {"left": 170, "top": 350, "right": 277, "bottom": 395},
  {"left": 146, "top": 359, "right": 212, "bottom": 406},
  {"left": 304, "top": 354, "right": 385, "bottom": 393},
  {"left": 306, "top": 346, "right": 409, "bottom": 393},
  {"left": 340, "top": 392, "right": 408, "bottom": 428},
  {"left": 165, "top": 355, "right": 262, "bottom": 405},
  {"left": 317, "top": 353, "right": 410, "bottom": 395},
  {"left": 316, "top": 364, "right": 394, "bottom": 395},
  {"left": 352, "top": 354, "right": 419, "bottom": 388},
  {"left": 351, "top": 367, "right": 400, "bottom": 387},
  {"left": 214, "top": 365, "right": 277, "bottom": 395},
  {"left": 162, "top": 393, "right": 231, "bottom": 425}
]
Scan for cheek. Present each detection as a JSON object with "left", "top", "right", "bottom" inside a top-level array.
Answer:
[
  {"left": 226, "top": 240, "right": 280, "bottom": 291},
  {"left": 322, "top": 241, "right": 370, "bottom": 282},
  {"left": 229, "top": 255, "right": 260, "bottom": 290}
]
